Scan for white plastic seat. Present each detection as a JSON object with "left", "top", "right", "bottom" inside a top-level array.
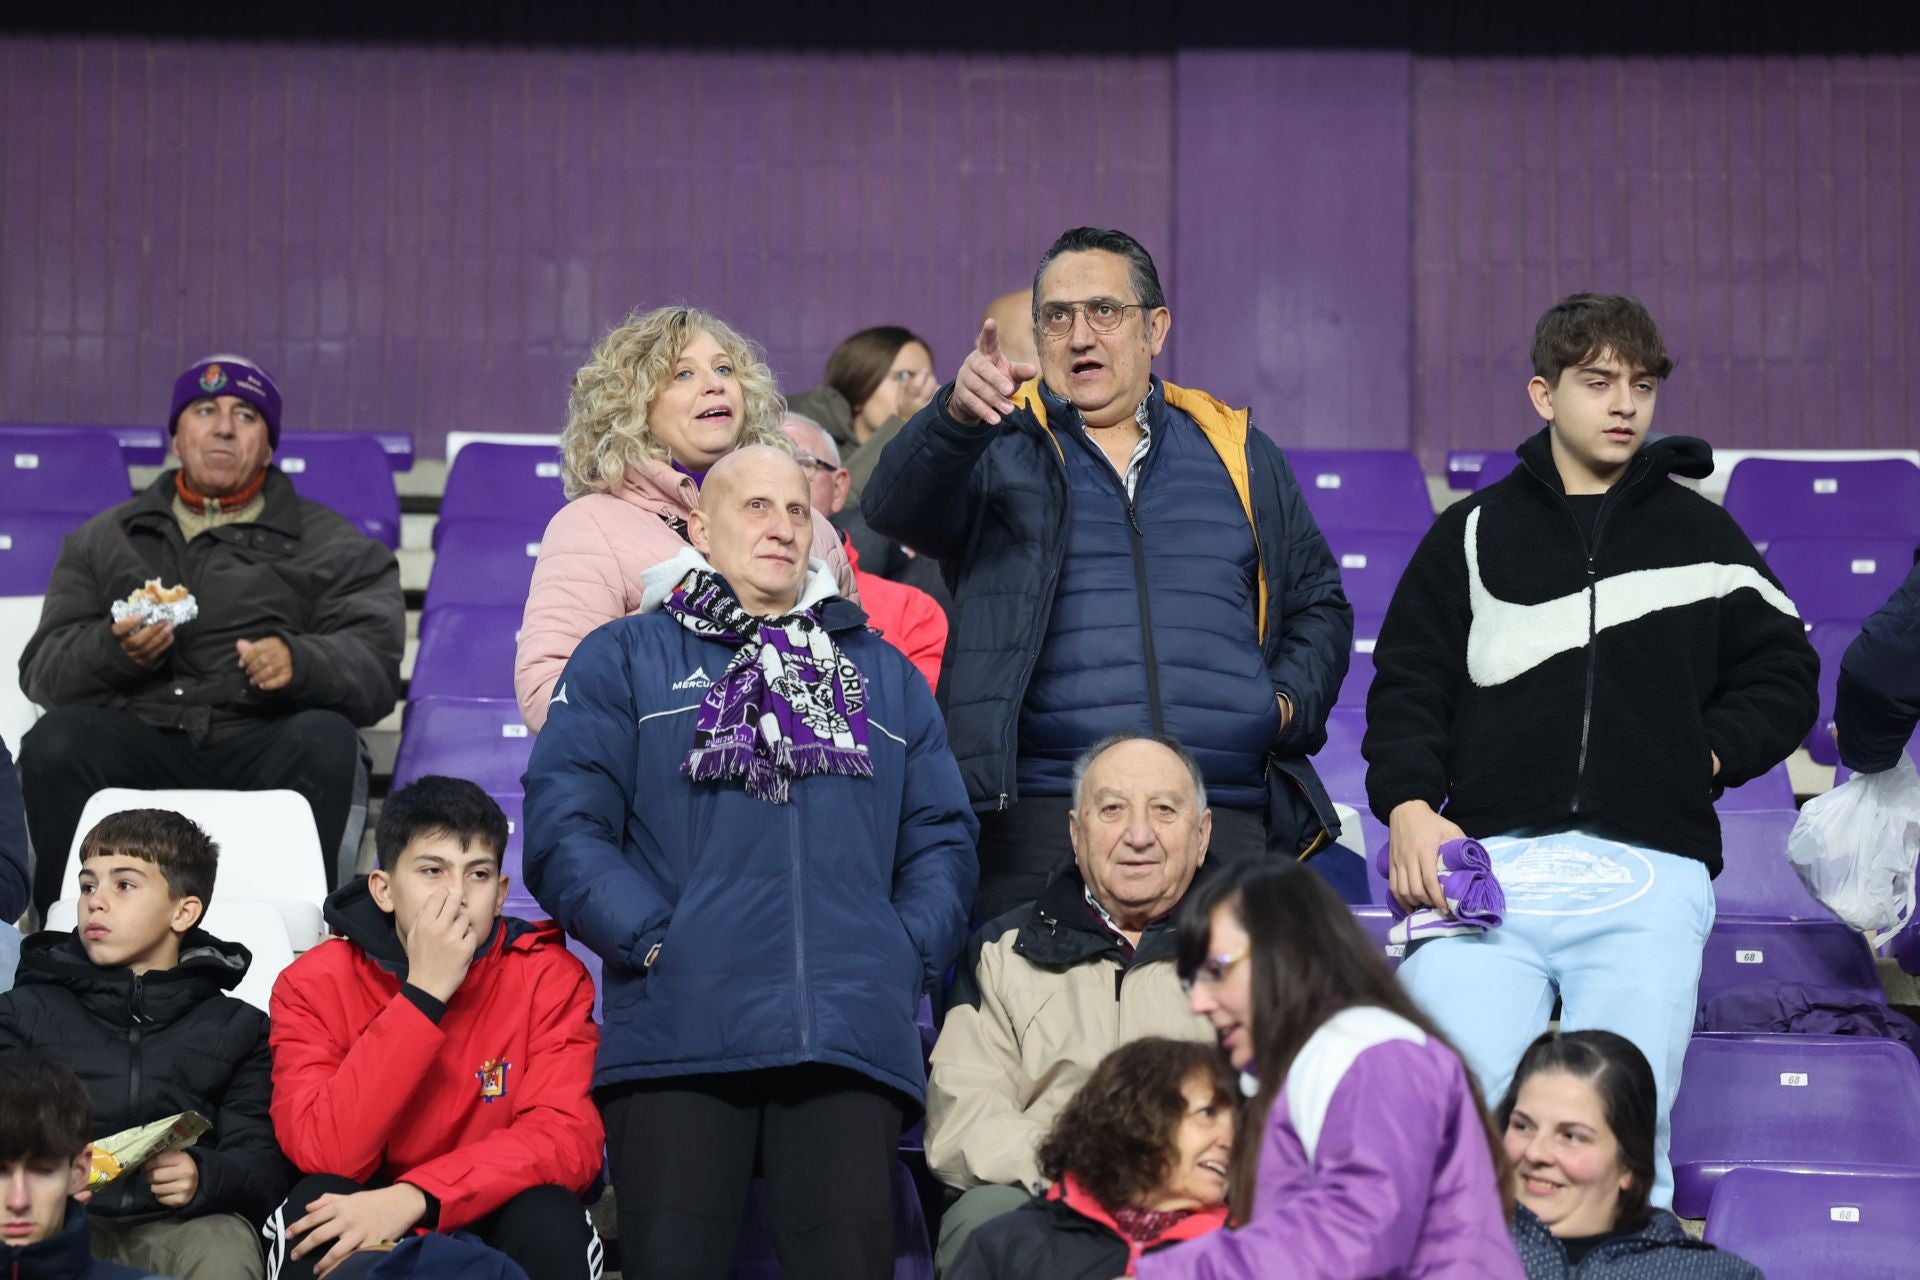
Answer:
[
  {"left": 53, "top": 788, "right": 328, "bottom": 949},
  {"left": 46, "top": 897, "right": 296, "bottom": 1013},
  {"left": 0, "top": 595, "right": 45, "bottom": 746}
]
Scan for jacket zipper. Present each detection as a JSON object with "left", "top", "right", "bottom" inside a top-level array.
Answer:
[
  {"left": 789, "top": 803, "right": 812, "bottom": 1054},
  {"left": 1522, "top": 453, "right": 1654, "bottom": 812},
  {"left": 127, "top": 973, "right": 146, "bottom": 1118},
  {"left": 995, "top": 437, "right": 1071, "bottom": 810},
  {"left": 1087, "top": 433, "right": 1165, "bottom": 734}
]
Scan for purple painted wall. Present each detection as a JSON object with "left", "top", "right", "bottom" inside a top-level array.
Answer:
[
  {"left": 4, "top": 38, "right": 1916, "bottom": 464},
  {"left": 1414, "top": 56, "right": 1920, "bottom": 467}
]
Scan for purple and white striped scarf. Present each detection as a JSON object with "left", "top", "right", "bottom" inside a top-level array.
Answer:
[
  {"left": 662, "top": 569, "right": 873, "bottom": 804},
  {"left": 1371, "top": 836, "right": 1506, "bottom": 945}
]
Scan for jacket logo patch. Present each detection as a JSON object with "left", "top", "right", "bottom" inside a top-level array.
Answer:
[
  {"left": 476, "top": 1058, "right": 511, "bottom": 1103},
  {"left": 198, "top": 364, "right": 228, "bottom": 393},
  {"left": 671, "top": 666, "right": 712, "bottom": 690},
  {"left": 1461, "top": 507, "right": 1800, "bottom": 688},
  {"left": 549, "top": 682, "right": 569, "bottom": 706}
]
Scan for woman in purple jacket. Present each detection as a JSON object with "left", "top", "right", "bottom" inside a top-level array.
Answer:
[{"left": 1135, "top": 864, "right": 1524, "bottom": 1280}]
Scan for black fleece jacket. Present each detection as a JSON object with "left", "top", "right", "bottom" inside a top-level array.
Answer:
[
  {"left": 0, "top": 930, "right": 291, "bottom": 1225},
  {"left": 1363, "top": 429, "right": 1819, "bottom": 875}
]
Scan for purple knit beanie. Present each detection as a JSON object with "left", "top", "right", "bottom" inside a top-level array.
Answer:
[{"left": 169, "top": 354, "right": 283, "bottom": 447}]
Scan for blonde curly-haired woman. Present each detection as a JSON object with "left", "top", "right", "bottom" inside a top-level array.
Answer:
[{"left": 514, "top": 306, "right": 856, "bottom": 730}]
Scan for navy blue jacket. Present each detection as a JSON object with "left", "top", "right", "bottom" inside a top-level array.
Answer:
[
  {"left": 861, "top": 377, "right": 1352, "bottom": 853},
  {"left": 1511, "top": 1205, "right": 1761, "bottom": 1278},
  {"left": 1836, "top": 550, "right": 1920, "bottom": 773},
  {"left": 0, "top": 733, "right": 27, "bottom": 923},
  {"left": 521, "top": 590, "right": 978, "bottom": 1105},
  {"left": 0, "top": 1202, "right": 161, "bottom": 1279}
]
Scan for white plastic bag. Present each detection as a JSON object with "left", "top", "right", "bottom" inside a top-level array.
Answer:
[{"left": 1788, "top": 752, "right": 1920, "bottom": 935}]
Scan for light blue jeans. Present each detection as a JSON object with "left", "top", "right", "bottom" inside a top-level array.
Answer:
[
  {"left": 1397, "top": 831, "right": 1716, "bottom": 1209},
  {"left": 0, "top": 920, "right": 20, "bottom": 992}
]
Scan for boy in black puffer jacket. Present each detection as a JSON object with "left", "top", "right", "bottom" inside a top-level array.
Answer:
[{"left": 0, "top": 810, "right": 287, "bottom": 1280}]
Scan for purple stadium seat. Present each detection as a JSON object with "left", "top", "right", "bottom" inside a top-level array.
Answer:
[
  {"left": 1670, "top": 1034, "right": 1920, "bottom": 1216},
  {"left": 0, "top": 512, "right": 74, "bottom": 596},
  {"left": 1337, "top": 644, "right": 1375, "bottom": 710},
  {"left": 731, "top": 1159, "right": 932, "bottom": 1279},
  {"left": 1765, "top": 537, "right": 1915, "bottom": 628},
  {"left": 490, "top": 790, "right": 525, "bottom": 885},
  {"left": 390, "top": 696, "right": 532, "bottom": 794},
  {"left": 1317, "top": 708, "right": 1368, "bottom": 809},
  {"left": 1805, "top": 620, "right": 1854, "bottom": 766},
  {"left": 0, "top": 429, "right": 130, "bottom": 517},
  {"left": 423, "top": 520, "right": 548, "bottom": 613},
  {"left": 1723, "top": 458, "right": 1920, "bottom": 548},
  {"left": 1715, "top": 762, "right": 1796, "bottom": 813},
  {"left": 562, "top": 935, "right": 604, "bottom": 1021},
  {"left": 0, "top": 423, "right": 167, "bottom": 467},
  {"left": 1695, "top": 918, "right": 1883, "bottom": 1018},
  {"left": 273, "top": 432, "right": 401, "bottom": 548},
  {"left": 1704, "top": 1166, "right": 1920, "bottom": 1280},
  {"left": 1714, "top": 809, "right": 1833, "bottom": 920},
  {"left": 411, "top": 603, "right": 521, "bottom": 701},
  {"left": 1445, "top": 449, "right": 1522, "bottom": 490},
  {"left": 1286, "top": 449, "right": 1433, "bottom": 534},
  {"left": 1323, "top": 530, "right": 1420, "bottom": 621},
  {"left": 435, "top": 443, "right": 568, "bottom": 549}
]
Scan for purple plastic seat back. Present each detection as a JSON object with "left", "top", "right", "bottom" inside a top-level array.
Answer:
[
  {"left": 0, "top": 430, "right": 130, "bottom": 517},
  {"left": 390, "top": 696, "right": 533, "bottom": 794},
  {"left": 1324, "top": 530, "right": 1420, "bottom": 620},
  {"left": 1804, "top": 620, "right": 1854, "bottom": 766},
  {"left": 1670, "top": 1034, "right": 1920, "bottom": 1216},
  {"left": 1337, "top": 645, "right": 1376, "bottom": 710},
  {"left": 424, "top": 520, "right": 548, "bottom": 612},
  {"left": 1695, "top": 919, "right": 1883, "bottom": 1022},
  {"left": 731, "top": 1159, "right": 933, "bottom": 1279},
  {"left": 274, "top": 433, "right": 401, "bottom": 548},
  {"left": 1723, "top": 458, "right": 1920, "bottom": 547},
  {"left": 1316, "top": 708, "right": 1368, "bottom": 810},
  {"left": 1765, "top": 536, "right": 1916, "bottom": 628},
  {"left": 1713, "top": 810, "right": 1833, "bottom": 920},
  {"left": 1286, "top": 449, "right": 1433, "bottom": 533},
  {"left": 1446, "top": 450, "right": 1522, "bottom": 491},
  {"left": 412, "top": 604, "right": 522, "bottom": 701},
  {"left": 490, "top": 790, "right": 525, "bottom": 886},
  {"left": 436, "top": 444, "right": 568, "bottom": 548},
  {"left": 1715, "top": 762, "right": 1796, "bottom": 813},
  {"left": 0, "top": 512, "right": 76, "bottom": 596},
  {"left": 1704, "top": 1166, "right": 1920, "bottom": 1280}
]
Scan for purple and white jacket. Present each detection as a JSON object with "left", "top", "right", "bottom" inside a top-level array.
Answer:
[{"left": 1135, "top": 1006, "right": 1524, "bottom": 1280}]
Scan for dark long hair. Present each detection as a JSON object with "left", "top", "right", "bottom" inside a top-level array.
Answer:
[
  {"left": 1175, "top": 862, "right": 1512, "bottom": 1222},
  {"left": 1495, "top": 1029, "right": 1657, "bottom": 1232},
  {"left": 1036, "top": 1038, "right": 1239, "bottom": 1212},
  {"left": 824, "top": 325, "right": 931, "bottom": 418}
]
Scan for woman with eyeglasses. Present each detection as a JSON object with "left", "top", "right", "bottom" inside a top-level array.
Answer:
[
  {"left": 1501, "top": 1031, "right": 1760, "bottom": 1278},
  {"left": 787, "top": 326, "right": 938, "bottom": 500},
  {"left": 514, "top": 305, "right": 855, "bottom": 731},
  {"left": 1134, "top": 863, "right": 1525, "bottom": 1279}
]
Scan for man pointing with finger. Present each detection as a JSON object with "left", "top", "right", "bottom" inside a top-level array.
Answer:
[{"left": 863, "top": 227, "right": 1355, "bottom": 919}]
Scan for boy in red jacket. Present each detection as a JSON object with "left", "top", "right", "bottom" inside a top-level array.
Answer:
[{"left": 265, "top": 777, "right": 604, "bottom": 1280}]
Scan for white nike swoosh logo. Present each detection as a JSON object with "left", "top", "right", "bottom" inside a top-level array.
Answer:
[{"left": 1464, "top": 506, "right": 1800, "bottom": 687}]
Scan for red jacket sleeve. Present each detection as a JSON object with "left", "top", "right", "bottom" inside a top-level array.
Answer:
[
  {"left": 394, "top": 949, "right": 605, "bottom": 1230},
  {"left": 268, "top": 943, "right": 449, "bottom": 1181}
]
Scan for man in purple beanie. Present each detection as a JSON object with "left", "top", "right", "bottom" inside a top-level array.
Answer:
[{"left": 16, "top": 355, "right": 404, "bottom": 918}]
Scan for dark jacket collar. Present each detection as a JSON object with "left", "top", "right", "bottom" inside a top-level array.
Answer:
[
  {"left": 322, "top": 876, "right": 527, "bottom": 981},
  {"left": 1513, "top": 426, "right": 1715, "bottom": 498},
  {"left": 123, "top": 466, "right": 305, "bottom": 539},
  {"left": 0, "top": 1199, "right": 98, "bottom": 1277},
  {"left": 1011, "top": 857, "right": 1212, "bottom": 970},
  {"left": 17, "top": 929, "right": 250, "bottom": 1028}
]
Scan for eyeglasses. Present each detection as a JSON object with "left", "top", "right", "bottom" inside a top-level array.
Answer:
[
  {"left": 792, "top": 453, "right": 839, "bottom": 475},
  {"left": 1179, "top": 946, "right": 1249, "bottom": 995},
  {"left": 1036, "top": 298, "right": 1151, "bottom": 338}
]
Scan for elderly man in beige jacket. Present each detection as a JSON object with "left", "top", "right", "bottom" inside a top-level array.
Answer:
[{"left": 924, "top": 733, "right": 1217, "bottom": 1273}]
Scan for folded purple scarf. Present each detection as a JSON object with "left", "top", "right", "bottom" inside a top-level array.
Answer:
[{"left": 1370, "top": 837, "right": 1506, "bottom": 944}]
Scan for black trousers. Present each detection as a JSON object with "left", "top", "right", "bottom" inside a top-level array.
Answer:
[
  {"left": 20, "top": 704, "right": 361, "bottom": 918},
  {"left": 973, "top": 797, "right": 1271, "bottom": 923},
  {"left": 601, "top": 1064, "right": 905, "bottom": 1280},
  {"left": 266, "top": 1175, "right": 597, "bottom": 1280}
]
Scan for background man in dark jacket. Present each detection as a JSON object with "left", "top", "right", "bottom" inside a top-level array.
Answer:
[
  {"left": 17, "top": 355, "right": 404, "bottom": 916},
  {"left": 524, "top": 446, "right": 977, "bottom": 1280},
  {"left": 863, "top": 226, "right": 1354, "bottom": 920},
  {"left": 1836, "top": 552, "right": 1920, "bottom": 775},
  {"left": 1, "top": 735, "right": 27, "bottom": 989}
]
